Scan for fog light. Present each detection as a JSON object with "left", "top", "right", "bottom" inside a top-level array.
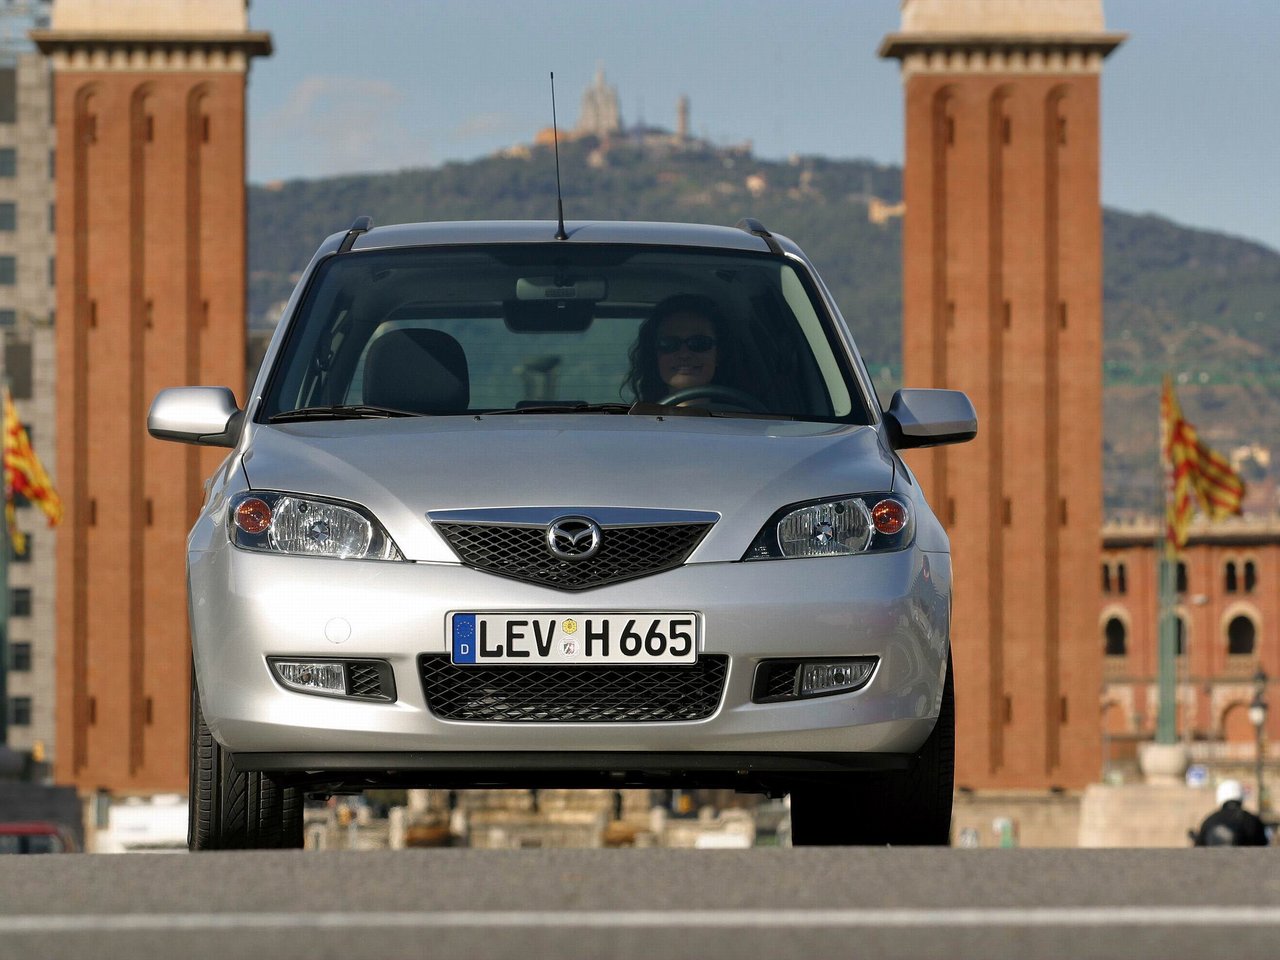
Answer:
[
  {"left": 274, "top": 660, "right": 345, "bottom": 695},
  {"left": 800, "top": 661, "right": 875, "bottom": 697}
]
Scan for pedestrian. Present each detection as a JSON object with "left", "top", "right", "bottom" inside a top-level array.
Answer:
[{"left": 1192, "top": 779, "right": 1269, "bottom": 846}]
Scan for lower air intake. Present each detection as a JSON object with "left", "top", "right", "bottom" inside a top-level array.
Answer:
[{"left": 418, "top": 654, "right": 728, "bottom": 722}]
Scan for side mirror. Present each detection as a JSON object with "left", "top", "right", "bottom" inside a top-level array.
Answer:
[
  {"left": 883, "top": 389, "right": 977, "bottom": 449},
  {"left": 147, "top": 387, "right": 243, "bottom": 448}
]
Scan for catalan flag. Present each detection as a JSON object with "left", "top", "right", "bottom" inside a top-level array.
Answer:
[
  {"left": 1161, "top": 375, "right": 1244, "bottom": 551},
  {"left": 3, "top": 387, "right": 61, "bottom": 554}
]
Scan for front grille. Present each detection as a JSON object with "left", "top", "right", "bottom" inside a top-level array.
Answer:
[
  {"left": 419, "top": 654, "right": 728, "bottom": 722},
  {"left": 433, "top": 522, "right": 712, "bottom": 591}
]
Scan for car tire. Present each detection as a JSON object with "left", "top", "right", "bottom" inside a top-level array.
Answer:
[
  {"left": 789, "top": 652, "right": 954, "bottom": 846},
  {"left": 189, "top": 669, "right": 304, "bottom": 851}
]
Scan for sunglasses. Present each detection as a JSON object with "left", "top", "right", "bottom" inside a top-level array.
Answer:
[{"left": 656, "top": 335, "right": 717, "bottom": 354}]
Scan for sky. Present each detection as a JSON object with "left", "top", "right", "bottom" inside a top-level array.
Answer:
[{"left": 246, "top": 0, "right": 1280, "bottom": 253}]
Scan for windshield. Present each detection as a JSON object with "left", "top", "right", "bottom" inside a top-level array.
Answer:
[{"left": 259, "top": 244, "right": 873, "bottom": 424}]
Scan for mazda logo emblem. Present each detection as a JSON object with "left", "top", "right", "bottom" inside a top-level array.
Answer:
[{"left": 546, "top": 516, "right": 602, "bottom": 561}]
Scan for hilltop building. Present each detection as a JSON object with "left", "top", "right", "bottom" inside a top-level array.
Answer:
[
  {"left": 575, "top": 66, "right": 621, "bottom": 139},
  {"left": 522, "top": 69, "right": 750, "bottom": 162}
]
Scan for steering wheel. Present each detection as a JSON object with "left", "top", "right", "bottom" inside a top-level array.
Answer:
[{"left": 658, "top": 385, "right": 768, "bottom": 413}]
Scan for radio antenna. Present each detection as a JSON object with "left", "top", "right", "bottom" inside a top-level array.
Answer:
[{"left": 550, "top": 71, "right": 568, "bottom": 241}]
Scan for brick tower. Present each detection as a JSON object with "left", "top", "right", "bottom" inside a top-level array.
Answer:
[
  {"left": 881, "top": 1, "right": 1124, "bottom": 788},
  {"left": 34, "top": 2, "right": 269, "bottom": 792}
]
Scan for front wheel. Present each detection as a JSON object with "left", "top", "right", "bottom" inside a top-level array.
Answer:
[
  {"left": 189, "top": 670, "right": 304, "bottom": 851},
  {"left": 789, "top": 654, "right": 955, "bottom": 846}
]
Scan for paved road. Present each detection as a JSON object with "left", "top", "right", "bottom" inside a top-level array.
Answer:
[{"left": 2, "top": 848, "right": 1278, "bottom": 959}]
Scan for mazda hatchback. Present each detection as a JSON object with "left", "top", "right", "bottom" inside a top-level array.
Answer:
[{"left": 149, "top": 217, "right": 976, "bottom": 850}]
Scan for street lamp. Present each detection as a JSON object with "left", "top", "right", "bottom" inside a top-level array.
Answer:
[{"left": 1248, "top": 669, "right": 1269, "bottom": 814}]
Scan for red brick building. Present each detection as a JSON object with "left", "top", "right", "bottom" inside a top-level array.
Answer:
[
  {"left": 1101, "top": 519, "right": 1280, "bottom": 763},
  {"left": 881, "top": 1, "right": 1125, "bottom": 788},
  {"left": 34, "top": 1, "right": 269, "bottom": 792}
]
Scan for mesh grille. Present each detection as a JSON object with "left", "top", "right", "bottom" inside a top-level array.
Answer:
[
  {"left": 347, "top": 663, "right": 386, "bottom": 699},
  {"left": 434, "top": 522, "right": 711, "bottom": 590},
  {"left": 762, "top": 664, "right": 799, "bottom": 700},
  {"left": 419, "top": 654, "right": 728, "bottom": 722}
]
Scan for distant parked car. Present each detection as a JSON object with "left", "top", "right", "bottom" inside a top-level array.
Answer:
[
  {"left": 0, "top": 821, "right": 77, "bottom": 853},
  {"left": 150, "top": 217, "right": 976, "bottom": 851}
]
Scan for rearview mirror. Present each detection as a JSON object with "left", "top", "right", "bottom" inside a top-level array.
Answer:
[
  {"left": 147, "top": 386, "right": 243, "bottom": 447},
  {"left": 883, "top": 389, "right": 977, "bottom": 449},
  {"left": 504, "top": 299, "right": 594, "bottom": 332}
]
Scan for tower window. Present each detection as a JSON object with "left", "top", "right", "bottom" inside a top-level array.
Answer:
[
  {"left": 1102, "top": 564, "right": 1111, "bottom": 593},
  {"left": 1227, "top": 615, "right": 1256, "bottom": 656},
  {"left": 1175, "top": 616, "right": 1187, "bottom": 656},
  {"left": 1226, "top": 561, "right": 1238, "bottom": 593},
  {"left": 1104, "top": 617, "right": 1126, "bottom": 657},
  {"left": 1244, "top": 561, "right": 1257, "bottom": 593},
  {"left": 1117, "top": 563, "right": 1127, "bottom": 595},
  {"left": 1176, "top": 562, "right": 1188, "bottom": 594}
]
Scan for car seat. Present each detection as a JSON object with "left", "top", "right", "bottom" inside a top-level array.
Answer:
[{"left": 362, "top": 328, "right": 470, "bottom": 414}]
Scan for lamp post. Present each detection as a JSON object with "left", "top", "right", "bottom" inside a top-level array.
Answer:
[{"left": 1248, "top": 669, "right": 1269, "bottom": 814}]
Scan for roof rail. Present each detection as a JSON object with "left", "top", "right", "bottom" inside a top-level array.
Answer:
[
  {"left": 735, "top": 217, "right": 782, "bottom": 255},
  {"left": 338, "top": 215, "right": 374, "bottom": 253}
]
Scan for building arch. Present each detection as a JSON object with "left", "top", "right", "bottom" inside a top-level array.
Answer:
[
  {"left": 1220, "top": 603, "right": 1261, "bottom": 657},
  {"left": 1221, "top": 701, "right": 1256, "bottom": 743},
  {"left": 1100, "top": 605, "right": 1129, "bottom": 658}
]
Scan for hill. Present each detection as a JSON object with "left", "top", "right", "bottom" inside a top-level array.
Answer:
[{"left": 247, "top": 139, "right": 1280, "bottom": 516}]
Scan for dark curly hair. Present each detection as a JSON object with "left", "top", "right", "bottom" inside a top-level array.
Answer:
[{"left": 623, "top": 294, "right": 736, "bottom": 403}]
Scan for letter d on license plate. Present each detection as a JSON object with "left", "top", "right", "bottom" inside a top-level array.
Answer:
[{"left": 449, "top": 613, "right": 699, "bottom": 665}]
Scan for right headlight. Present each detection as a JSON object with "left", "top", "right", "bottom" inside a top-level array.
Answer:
[
  {"left": 228, "top": 490, "right": 403, "bottom": 561},
  {"left": 743, "top": 493, "right": 913, "bottom": 560}
]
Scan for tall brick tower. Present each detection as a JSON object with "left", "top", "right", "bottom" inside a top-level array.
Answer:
[
  {"left": 34, "top": 1, "right": 269, "bottom": 792},
  {"left": 881, "top": 1, "right": 1124, "bottom": 788}
]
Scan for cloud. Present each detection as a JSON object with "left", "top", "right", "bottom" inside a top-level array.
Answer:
[{"left": 257, "top": 76, "right": 433, "bottom": 178}]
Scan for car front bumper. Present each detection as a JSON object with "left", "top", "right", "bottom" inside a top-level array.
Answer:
[{"left": 189, "top": 541, "right": 951, "bottom": 779}]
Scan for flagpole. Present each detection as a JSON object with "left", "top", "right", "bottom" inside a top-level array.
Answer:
[
  {"left": 1155, "top": 377, "right": 1177, "bottom": 746},
  {"left": 1155, "top": 534, "right": 1177, "bottom": 745}
]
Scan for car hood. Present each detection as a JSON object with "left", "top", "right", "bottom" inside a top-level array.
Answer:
[{"left": 239, "top": 415, "right": 894, "bottom": 563}]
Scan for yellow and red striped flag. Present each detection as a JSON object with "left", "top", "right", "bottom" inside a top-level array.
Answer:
[
  {"left": 3, "top": 387, "right": 61, "bottom": 554},
  {"left": 1161, "top": 375, "right": 1244, "bottom": 551}
]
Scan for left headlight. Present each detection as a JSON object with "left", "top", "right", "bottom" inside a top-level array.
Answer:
[
  {"left": 228, "top": 491, "right": 403, "bottom": 561},
  {"left": 743, "top": 493, "right": 913, "bottom": 560}
]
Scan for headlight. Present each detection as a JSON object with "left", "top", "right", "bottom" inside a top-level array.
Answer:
[
  {"left": 228, "top": 491, "right": 403, "bottom": 560},
  {"left": 743, "top": 493, "right": 913, "bottom": 560}
]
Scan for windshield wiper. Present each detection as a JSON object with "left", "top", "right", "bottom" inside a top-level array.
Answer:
[
  {"left": 268, "top": 404, "right": 423, "bottom": 423},
  {"left": 481, "top": 403, "right": 635, "bottom": 416},
  {"left": 630, "top": 402, "right": 798, "bottom": 421}
]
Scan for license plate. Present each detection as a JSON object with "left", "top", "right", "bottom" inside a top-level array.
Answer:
[{"left": 449, "top": 613, "right": 699, "bottom": 665}]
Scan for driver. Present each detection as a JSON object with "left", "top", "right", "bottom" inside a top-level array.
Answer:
[{"left": 624, "top": 294, "right": 741, "bottom": 405}]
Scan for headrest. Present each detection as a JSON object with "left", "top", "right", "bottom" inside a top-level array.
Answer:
[{"left": 363, "top": 328, "right": 469, "bottom": 414}]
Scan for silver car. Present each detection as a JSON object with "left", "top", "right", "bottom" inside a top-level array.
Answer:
[{"left": 150, "top": 217, "right": 975, "bottom": 850}]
